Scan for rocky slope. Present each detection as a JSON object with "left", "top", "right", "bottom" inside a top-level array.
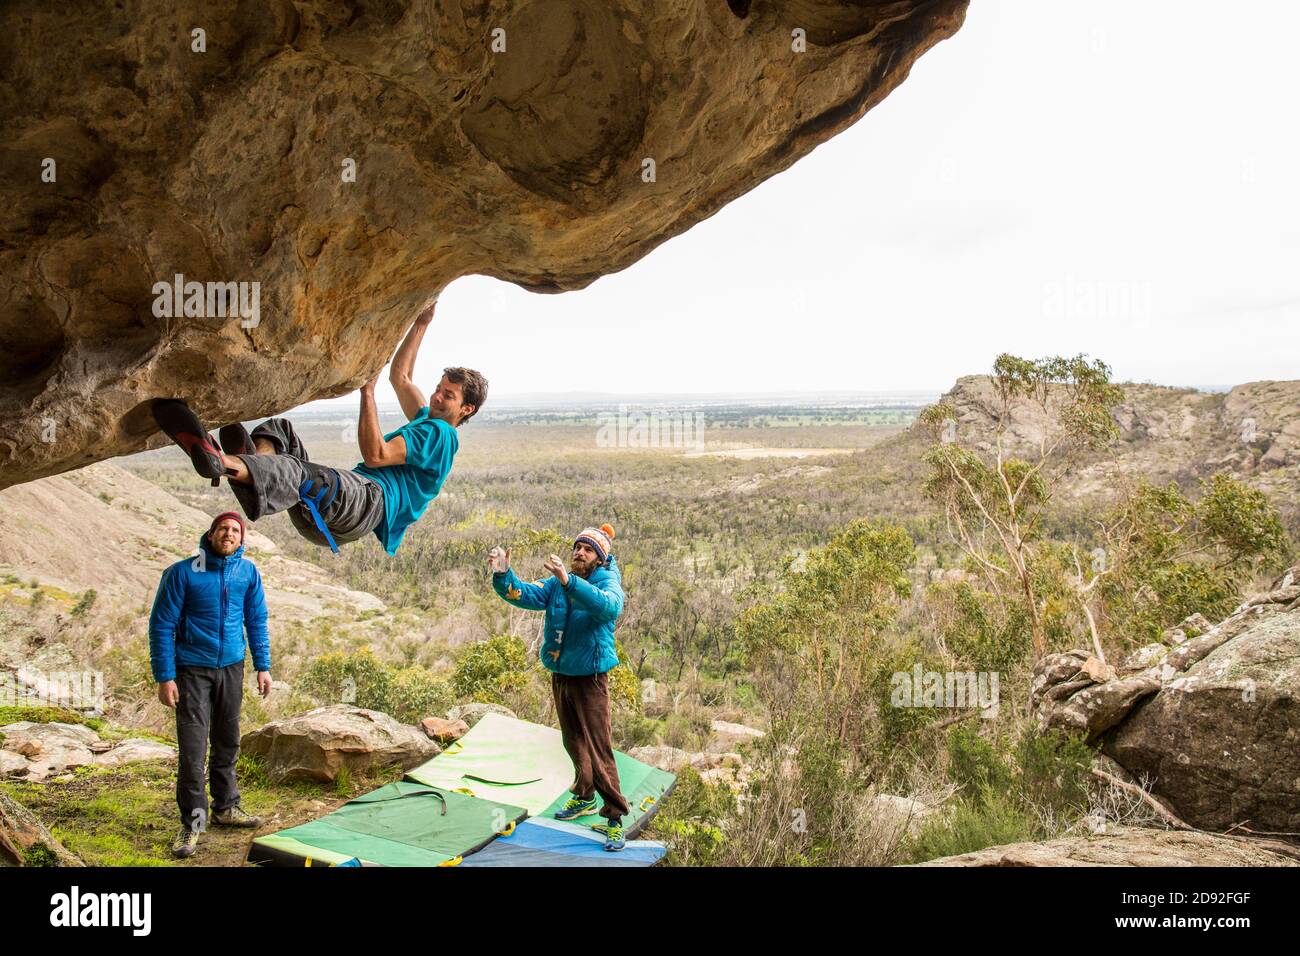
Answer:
[
  {"left": 915, "top": 826, "right": 1297, "bottom": 867},
  {"left": 0, "top": 461, "right": 384, "bottom": 618},
  {"left": 926, "top": 375, "right": 1300, "bottom": 528},
  {"left": 0, "top": 0, "right": 967, "bottom": 488}
]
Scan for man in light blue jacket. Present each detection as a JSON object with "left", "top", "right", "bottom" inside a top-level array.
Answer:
[
  {"left": 488, "top": 523, "right": 631, "bottom": 850},
  {"left": 149, "top": 512, "right": 271, "bottom": 859}
]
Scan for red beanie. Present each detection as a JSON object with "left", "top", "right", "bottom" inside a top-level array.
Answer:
[{"left": 208, "top": 511, "right": 245, "bottom": 543}]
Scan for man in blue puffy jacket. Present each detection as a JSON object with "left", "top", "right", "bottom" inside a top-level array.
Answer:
[
  {"left": 488, "top": 523, "right": 631, "bottom": 850},
  {"left": 149, "top": 511, "right": 272, "bottom": 859}
]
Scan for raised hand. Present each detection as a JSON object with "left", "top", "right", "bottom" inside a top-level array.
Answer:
[
  {"left": 488, "top": 546, "right": 511, "bottom": 574},
  {"left": 543, "top": 553, "right": 569, "bottom": 587},
  {"left": 415, "top": 294, "right": 440, "bottom": 326}
]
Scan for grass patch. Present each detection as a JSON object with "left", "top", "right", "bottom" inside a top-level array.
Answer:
[
  {"left": 902, "top": 788, "right": 1038, "bottom": 863},
  {"left": 0, "top": 705, "right": 104, "bottom": 732},
  {"left": 0, "top": 751, "right": 410, "bottom": 867}
]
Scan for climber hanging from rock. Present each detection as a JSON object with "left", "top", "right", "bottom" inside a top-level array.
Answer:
[{"left": 151, "top": 295, "right": 487, "bottom": 555}]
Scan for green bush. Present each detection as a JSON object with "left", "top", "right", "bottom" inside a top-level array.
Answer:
[
  {"left": 1014, "top": 727, "right": 1093, "bottom": 819},
  {"left": 452, "top": 635, "right": 531, "bottom": 704},
  {"left": 903, "top": 787, "right": 1037, "bottom": 863},
  {"left": 388, "top": 667, "right": 452, "bottom": 724},
  {"left": 946, "top": 724, "right": 1013, "bottom": 799},
  {"left": 297, "top": 648, "right": 446, "bottom": 723},
  {"left": 929, "top": 582, "right": 1032, "bottom": 674},
  {"left": 71, "top": 588, "right": 98, "bottom": 618},
  {"left": 654, "top": 767, "right": 735, "bottom": 867}
]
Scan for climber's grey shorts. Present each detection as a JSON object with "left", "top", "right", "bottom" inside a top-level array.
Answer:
[{"left": 227, "top": 417, "right": 385, "bottom": 547}]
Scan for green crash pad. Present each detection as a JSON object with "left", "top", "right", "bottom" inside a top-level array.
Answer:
[
  {"left": 247, "top": 780, "right": 526, "bottom": 867},
  {"left": 405, "top": 713, "right": 675, "bottom": 836}
]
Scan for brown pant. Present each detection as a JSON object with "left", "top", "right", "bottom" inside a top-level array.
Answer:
[{"left": 552, "top": 671, "right": 630, "bottom": 822}]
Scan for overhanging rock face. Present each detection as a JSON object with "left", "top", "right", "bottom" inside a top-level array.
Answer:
[{"left": 0, "top": 0, "right": 967, "bottom": 488}]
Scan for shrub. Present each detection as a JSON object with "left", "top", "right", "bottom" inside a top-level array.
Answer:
[
  {"left": 452, "top": 635, "right": 531, "bottom": 705},
  {"left": 297, "top": 648, "right": 447, "bottom": 722},
  {"left": 71, "top": 589, "right": 98, "bottom": 619},
  {"left": 903, "top": 787, "right": 1037, "bottom": 863},
  {"left": 298, "top": 648, "right": 393, "bottom": 711},
  {"left": 654, "top": 768, "right": 735, "bottom": 867}
]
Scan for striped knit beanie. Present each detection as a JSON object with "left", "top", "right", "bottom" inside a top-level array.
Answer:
[{"left": 574, "top": 523, "right": 615, "bottom": 563}]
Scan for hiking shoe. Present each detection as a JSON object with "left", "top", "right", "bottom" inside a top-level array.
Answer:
[
  {"left": 152, "top": 399, "right": 227, "bottom": 482},
  {"left": 554, "top": 796, "right": 599, "bottom": 820},
  {"left": 172, "top": 824, "right": 200, "bottom": 859},
  {"left": 218, "top": 422, "right": 256, "bottom": 457},
  {"left": 212, "top": 805, "right": 261, "bottom": 828},
  {"left": 602, "top": 820, "right": 626, "bottom": 851}
]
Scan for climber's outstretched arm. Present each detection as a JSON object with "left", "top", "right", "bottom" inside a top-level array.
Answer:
[
  {"left": 358, "top": 376, "right": 407, "bottom": 467},
  {"left": 390, "top": 298, "right": 437, "bottom": 422}
]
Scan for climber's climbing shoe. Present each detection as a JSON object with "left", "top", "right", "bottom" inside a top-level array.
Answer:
[
  {"left": 152, "top": 399, "right": 226, "bottom": 481},
  {"left": 218, "top": 422, "right": 256, "bottom": 457}
]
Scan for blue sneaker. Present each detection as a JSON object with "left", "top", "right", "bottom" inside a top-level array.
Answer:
[
  {"left": 554, "top": 795, "right": 599, "bottom": 820},
  {"left": 602, "top": 820, "right": 626, "bottom": 851}
]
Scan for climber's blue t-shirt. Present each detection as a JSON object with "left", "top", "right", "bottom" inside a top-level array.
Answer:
[{"left": 353, "top": 407, "right": 458, "bottom": 555}]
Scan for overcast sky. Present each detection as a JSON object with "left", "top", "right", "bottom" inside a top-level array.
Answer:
[{"left": 307, "top": 0, "right": 1299, "bottom": 409}]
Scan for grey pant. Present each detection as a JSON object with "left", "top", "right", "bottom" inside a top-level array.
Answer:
[
  {"left": 228, "top": 417, "right": 385, "bottom": 547},
  {"left": 176, "top": 662, "right": 243, "bottom": 828}
]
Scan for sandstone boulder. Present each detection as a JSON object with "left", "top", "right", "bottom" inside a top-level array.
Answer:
[
  {"left": 1103, "top": 576, "right": 1300, "bottom": 833},
  {"left": 707, "top": 719, "right": 765, "bottom": 754},
  {"left": 240, "top": 705, "right": 439, "bottom": 783},
  {"left": 93, "top": 738, "right": 178, "bottom": 769},
  {"left": 446, "top": 703, "right": 516, "bottom": 728},
  {"left": 419, "top": 716, "right": 469, "bottom": 744},
  {"left": 0, "top": 722, "right": 98, "bottom": 779},
  {"left": 628, "top": 745, "right": 691, "bottom": 774},
  {"left": 1032, "top": 567, "right": 1300, "bottom": 834},
  {"left": 0, "top": 0, "right": 967, "bottom": 489}
]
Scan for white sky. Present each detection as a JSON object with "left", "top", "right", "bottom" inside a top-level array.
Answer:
[{"left": 307, "top": 0, "right": 1300, "bottom": 410}]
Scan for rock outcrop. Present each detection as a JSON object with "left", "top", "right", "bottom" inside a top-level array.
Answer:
[
  {"left": 1031, "top": 566, "right": 1300, "bottom": 834},
  {"left": 926, "top": 376, "right": 1300, "bottom": 510},
  {"left": 446, "top": 702, "right": 516, "bottom": 728},
  {"left": 0, "top": 0, "right": 968, "bottom": 488},
  {"left": 0, "top": 720, "right": 177, "bottom": 781},
  {"left": 240, "top": 705, "right": 438, "bottom": 782},
  {"left": 914, "top": 826, "right": 1297, "bottom": 867}
]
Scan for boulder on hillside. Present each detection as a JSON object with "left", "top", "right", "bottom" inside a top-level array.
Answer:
[
  {"left": 1031, "top": 566, "right": 1300, "bottom": 833},
  {"left": 1103, "top": 570, "right": 1300, "bottom": 833},
  {"left": 627, "top": 746, "right": 690, "bottom": 774},
  {"left": 1030, "top": 653, "right": 1161, "bottom": 740},
  {"left": 1, "top": 721, "right": 181, "bottom": 780},
  {"left": 240, "top": 705, "right": 439, "bottom": 783},
  {"left": 913, "top": 826, "right": 1298, "bottom": 867},
  {"left": 93, "top": 738, "right": 177, "bottom": 769},
  {"left": 706, "top": 720, "right": 765, "bottom": 754},
  {"left": 446, "top": 703, "right": 516, "bottom": 729},
  {"left": 0, "top": 722, "right": 98, "bottom": 779},
  {"left": 420, "top": 716, "right": 469, "bottom": 744}
]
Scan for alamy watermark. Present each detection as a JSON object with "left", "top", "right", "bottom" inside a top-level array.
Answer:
[
  {"left": 1042, "top": 276, "right": 1152, "bottom": 321},
  {"left": 596, "top": 405, "right": 706, "bottom": 450},
  {"left": 890, "top": 665, "right": 1000, "bottom": 717},
  {"left": 1, "top": 669, "right": 105, "bottom": 711},
  {"left": 152, "top": 273, "right": 260, "bottom": 328}
]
